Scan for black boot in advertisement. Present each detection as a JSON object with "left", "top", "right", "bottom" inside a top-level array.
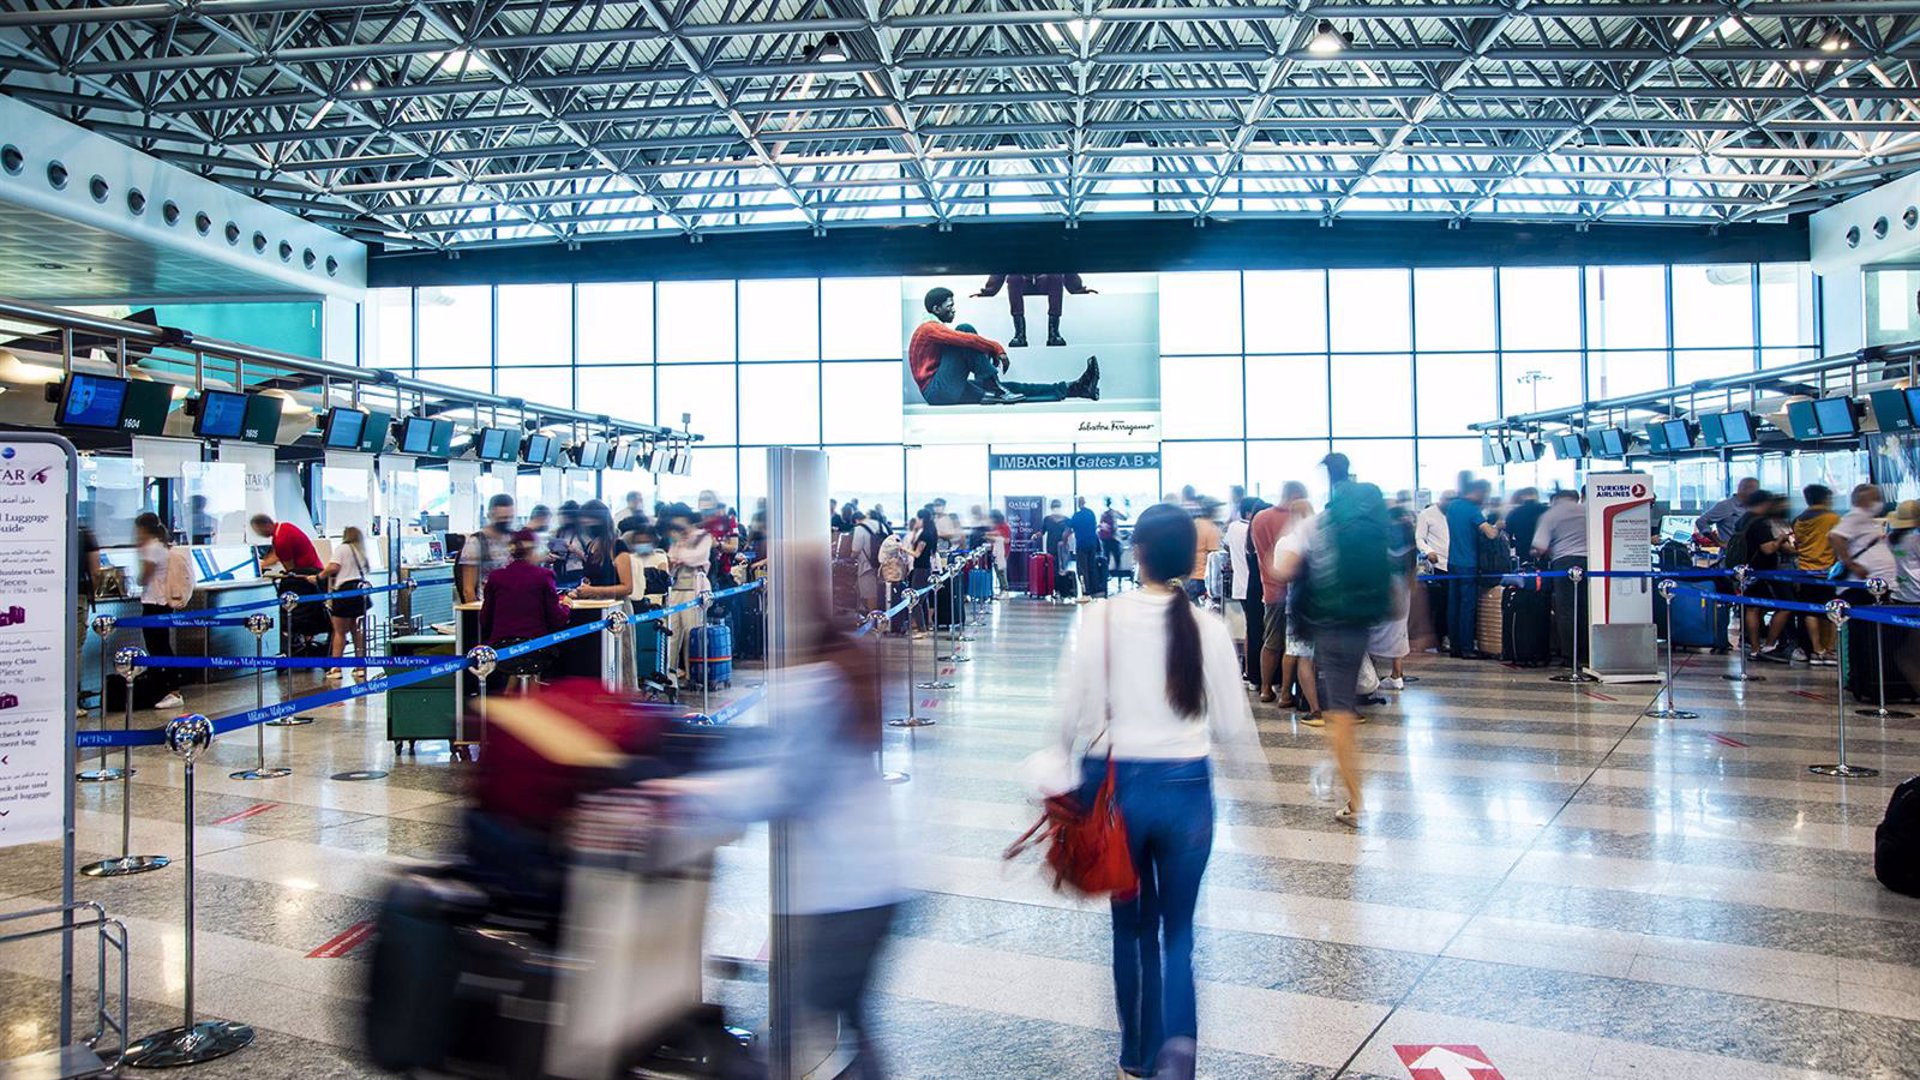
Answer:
[
  {"left": 1047, "top": 314, "right": 1067, "bottom": 347},
  {"left": 1008, "top": 313, "right": 1028, "bottom": 349}
]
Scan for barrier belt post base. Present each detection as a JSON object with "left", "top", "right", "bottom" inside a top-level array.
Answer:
[
  {"left": 1811, "top": 601, "right": 1879, "bottom": 778},
  {"left": 1644, "top": 580, "right": 1699, "bottom": 721},
  {"left": 232, "top": 624, "right": 291, "bottom": 781},
  {"left": 125, "top": 716, "right": 254, "bottom": 1070},
  {"left": 83, "top": 654, "right": 170, "bottom": 878}
]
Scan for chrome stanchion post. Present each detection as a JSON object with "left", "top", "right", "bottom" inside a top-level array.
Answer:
[
  {"left": 78, "top": 614, "right": 125, "bottom": 782},
  {"left": 265, "top": 593, "right": 313, "bottom": 726},
  {"left": 1549, "top": 564, "right": 1599, "bottom": 684},
  {"left": 123, "top": 715, "right": 254, "bottom": 1069},
  {"left": 1813, "top": 600, "right": 1880, "bottom": 778},
  {"left": 462, "top": 645, "right": 496, "bottom": 761},
  {"left": 696, "top": 590, "right": 715, "bottom": 715},
  {"left": 919, "top": 585, "right": 955, "bottom": 690},
  {"left": 1722, "top": 566, "right": 1764, "bottom": 683},
  {"left": 890, "top": 595, "right": 935, "bottom": 727},
  {"left": 870, "top": 611, "right": 911, "bottom": 780},
  {"left": 231, "top": 614, "right": 290, "bottom": 781},
  {"left": 1856, "top": 577, "right": 1914, "bottom": 720},
  {"left": 602, "top": 608, "right": 632, "bottom": 692},
  {"left": 1645, "top": 579, "right": 1699, "bottom": 720},
  {"left": 82, "top": 648, "right": 169, "bottom": 878}
]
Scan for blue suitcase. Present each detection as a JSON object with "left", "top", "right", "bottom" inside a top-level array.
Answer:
[
  {"left": 1668, "top": 589, "right": 1719, "bottom": 649},
  {"left": 969, "top": 567, "right": 994, "bottom": 601},
  {"left": 689, "top": 624, "right": 734, "bottom": 689}
]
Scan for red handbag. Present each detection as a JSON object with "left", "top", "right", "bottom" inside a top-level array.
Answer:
[{"left": 1005, "top": 607, "right": 1138, "bottom": 900}]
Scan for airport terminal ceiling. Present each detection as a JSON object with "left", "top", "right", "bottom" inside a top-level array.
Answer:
[{"left": 1, "top": 0, "right": 1918, "bottom": 258}]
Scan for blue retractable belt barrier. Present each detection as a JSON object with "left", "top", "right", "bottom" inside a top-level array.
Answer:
[
  {"left": 114, "top": 577, "right": 451, "bottom": 628},
  {"left": 699, "top": 685, "right": 767, "bottom": 726},
  {"left": 109, "top": 615, "right": 257, "bottom": 629},
  {"left": 126, "top": 655, "right": 440, "bottom": 670}
]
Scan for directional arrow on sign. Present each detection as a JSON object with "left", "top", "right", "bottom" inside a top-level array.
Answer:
[{"left": 1396, "top": 1044, "right": 1503, "bottom": 1080}]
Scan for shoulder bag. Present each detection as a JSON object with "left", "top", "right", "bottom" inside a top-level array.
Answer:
[{"left": 1003, "top": 606, "right": 1137, "bottom": 900}]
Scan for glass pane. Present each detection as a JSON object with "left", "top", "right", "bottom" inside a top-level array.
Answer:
[
  {"left": 821, "top": 277, "right": 901, "bottom": 360},
  {"left": 428, "top": 368, "right": 492, "bottom": 394},
  {"left": 1671, "top": 264, "right": 1754, "bottom": 349},
  {"left": 416, "top": 286, "right": 492, "bottom": 367},
  {"left": 496, "top": 283, "right": 572, "bottom": 365},
  {"left": 825, "top": 446, "right": 906, "bottom": 521},
  {"left": 739, "top": 362, "right": 822, "bottom": 444},
  {"left": 1158, "top": 441, "right": 1244, "bottom": 501},
  {"left": 1343, "top": 439, "right": 1416, "bottom": 496},
  {"left": 1330, "top": 354, "right": 1412, "bottom": 438},
  {"left": 1588, "top": 350, "right": 1668, "bottom": 400},
  {"left": 1416, "top": 353, "right": 1496, "bottom": 438},
  {"left": 495, "top": 367, "right": 573, "bottom": 409},
  {"left": 576, "top": 367, "right": 654, "bottom": 427},
  {"left": 1867, "top": 268, "right": 1919, "bottom": 347},
  {"left": 1243, "top": 270, "right": 1327, "bottom": 354},
  {"left": 1159, "top": 355, "right": 1243, "bottom": 438},
  {"left": 1502, "top": 352, "right": 1583, "bottom": 414},
  {"left": 657, "top": 364, "right": 738, "bottom": 444},
  {"left": 1159, "top": 272, "right": 1242, "bottom": 355},
  {"left": 1762, "top": 347, "right": 1818, "bottom": 369},
  {"left": 1414, "top": 268, "right": 1496, "bottom": 352},
  {"left": 739, "top": 279, "right": 820, "bottom": 362},
  {"left": 657, "top": 447, "right": 738, "bottom": 512},
  {"left": 1586, "top": 266, "right": 1668, "bottom": 350},
  {"left": 363, "top": 287, "right": 412, "bottom": 370},
  {"left": 1246, "top": 440, "right": 1330, "bottom": 507},
  {"left": 737, "top": 447, "right": 769, "bottom": 520},
  {"left": 1245, "top": 355, "right": 1329, "bottom": 439},
  {"left": 657, "top": 280, "right": 736, "bottom": 363},
  {"left": 1499, "top": 267, "right": 1582, "bottom": 351},
  {"left": 578, "top": 283, "right": 655, "bottom": 364},
  {"left": 1416, "top": 438, "right": 1484, "bottom": 502},
  {"left": 820, "top": 362, "right": 904, "bottom": 444},
  {"left": 1759, "top": 264, "right": 1817, "bottom": 348},
  {"left": 1329, "top": 269, "right": 1411, "bottom": 353},
  {"left": 1674, "top": 348, "right": 1754, "bottom": 384},
  {"left": 907, "top": 444, "right": 988, "bottom": 515}
]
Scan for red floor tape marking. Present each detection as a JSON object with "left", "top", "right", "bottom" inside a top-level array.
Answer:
[
  {"left": 307, "top": 920, "right": 375, "bottom": 959},
  {"left": 1708, "top": 732, "right": 1750, "bottom": 748},
  {"left": 1581, "top": 689, "right": 1618, "bottom": 702},
  {"left": 210, "top": 803, "right": 277, "bottom": 826},
  {"left": 920, "top": 699, "right": 939, "bottom": 710},
  {"left": 1791, "top": 690, "right": 1827, "bottom": 702}
]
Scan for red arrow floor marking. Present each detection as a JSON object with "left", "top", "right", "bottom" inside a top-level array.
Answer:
[
  {"left": 307, "top": 920, "right": 375, "bottom": 959},
  {"left": 1395, "top": 1044, "right": 1505, "bottom": 1080},
  {"left": 920, "top": 699, "right": 939, "bottom": 710},
  {"left": 210, "top": 803, "right": 278, "bottom": 826},
  {"left": 1707, "top": 732, "right": 1750, "bottom": 748},
  {"left": 940, "top": 667, "right": 956, "bottom": 676}
]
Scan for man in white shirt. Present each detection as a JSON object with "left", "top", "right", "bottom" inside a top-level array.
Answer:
[
  {"left": 1415, "top": 492, "right": 1452, "bottom": 650},
  {"left": 1830, "top": 483, "right": 1897, "bottom": 585}
]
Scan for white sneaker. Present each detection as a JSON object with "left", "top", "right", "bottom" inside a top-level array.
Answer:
[
  {"left": 325, "top": 668, "right": 344, "bottom": 681},
  {"left": 152, "top": 693, "right": 184, "bottom": 711},
  {"left": 1790, "top": 647, "right": 1809, "bottom": 663},
  {"left": 1380, "top": 676, "right": 1405, "bottom": 691}
]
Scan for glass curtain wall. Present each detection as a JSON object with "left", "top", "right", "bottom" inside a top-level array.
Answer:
[{"left": 361, "top": 264, "right": 1819, "bottom": 512}]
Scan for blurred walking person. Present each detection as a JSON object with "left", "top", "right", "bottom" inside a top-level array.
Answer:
[{"left": 1052, "top": 504, "right": 1257, "bottom": 1080}]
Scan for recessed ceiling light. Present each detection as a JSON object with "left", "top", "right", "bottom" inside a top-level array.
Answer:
[
  {"left": 35, "top": 262, "right": 65, "bottom": 270},
  {"left": 1309, "top": 20, "right": 1348, "bottom": 56}
]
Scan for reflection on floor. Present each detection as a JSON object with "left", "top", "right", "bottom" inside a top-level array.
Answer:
[{"left": 3, "top": 599, "right": 1919, "bottom": 1080}]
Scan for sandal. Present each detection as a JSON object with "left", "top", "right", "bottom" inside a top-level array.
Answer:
[
  {"left": 1272, "top": 696, "right": 1295, "bottom": 709},
  {"left": 1258, "top": 690, "right": 1277, "bottom": 704}
]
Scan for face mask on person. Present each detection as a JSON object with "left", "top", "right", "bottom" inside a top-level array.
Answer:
[{"left": 634, "top": 543, "right": 656, "bottom": 556}]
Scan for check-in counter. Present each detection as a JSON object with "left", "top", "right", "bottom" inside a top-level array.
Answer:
[{"left": 452, "top": 596, "right": 626, "bottom": 701}]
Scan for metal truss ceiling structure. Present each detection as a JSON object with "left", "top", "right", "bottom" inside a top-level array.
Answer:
[{"left": 5, "top": 0, "right": 1920, "bottom": 251}]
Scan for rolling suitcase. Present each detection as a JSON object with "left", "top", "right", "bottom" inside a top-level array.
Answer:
[
  {"left": 1028, "top": 552, "right": 1055, "bottom": 599},
  {"left": 1501, "top": 585, "right": 1552, "bottom": 666},
  {"left": 688, "top": 624, "right": 733, "bottom": 690},
  {"left": 364, "top": 869, "right": 491, "bottom": 1072},
  {"left": 1476, "top": 586, "right": 1504, "bottom": 658},
  {"left": 1667, "top": 588, "right": 1718, "bottom": 649},
  {"left": 1055, "top": 569, "right": 1079, "bottom": 599},
  {"left": 1847, "top": 622, "right": 1919, "bottom": 703},
  {"left": 1086, "top": 556, "right": 1109, "bottom": 599},
  {"left": 969, "top": 567, "right": 994, "bottom": 601}
]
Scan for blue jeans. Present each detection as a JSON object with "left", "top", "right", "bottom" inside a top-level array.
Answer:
[
  {"left": 1446, "top": 568, "right": 1480, "bottom": 655},
  {"left": 1081, "top": 757, "right": 1214, "bottom": 1075}
]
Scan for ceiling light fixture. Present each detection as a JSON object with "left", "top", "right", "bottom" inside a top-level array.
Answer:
[
  {"left": 1821, "top": 27, "right": 1851, "bottom": 52},
  {"left": 815, "top": 33, "right": 847, "bottom": 63},
  {"left": 1308, "top": 20, "right": 1348, "bottom": 56}
]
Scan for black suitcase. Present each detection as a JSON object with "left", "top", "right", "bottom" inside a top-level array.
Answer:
[
  {"left": 1846, "top": 622, "right": 1919, "bottom": 703},
  {"left": 1086, "top": 557, "right": 1109, "bottom": 598},
  {"left": 1055, "top": 570, "right": 1079, "bottom": 599},
  {"left": 1501, "top": 584, "right": 1552, "bottom": 666},
  {"left": 734, "top": 590, "right": 766, "bottom": 662},
  {"left": 1877, "top": 776, "right": 1920, "bottom": 897},
  {"left": 363, "top": 870, "right": 490, "bottom": 1072},
  {"left": 103, "top": 672, "right": 168, "bottom": 712}
]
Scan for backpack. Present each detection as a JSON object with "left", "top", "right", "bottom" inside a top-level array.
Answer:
[
  {"left": 1721, "top": 511, "right": 1753, "bottom": 568},
  {"left": 1478, "top": 530, "right": 1516, "bottom": 575},
  {"left": 878, "top": 535, "right": 911, "bottom": 583},
  {"left": 1877, "top": 776, "right": 1920, "bottom": 897},
  {"left": 1303, "top": 482, "right": 1393, "bottom": 629}
]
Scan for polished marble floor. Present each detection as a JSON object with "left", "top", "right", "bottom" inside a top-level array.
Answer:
[{"left": 2, "top": 598, "right": 1918, "bottom": 1080}]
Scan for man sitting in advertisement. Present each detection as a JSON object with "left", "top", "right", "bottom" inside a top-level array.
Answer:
[{"left": 909, "top": 287, "right": 1100, "bottom": 407}]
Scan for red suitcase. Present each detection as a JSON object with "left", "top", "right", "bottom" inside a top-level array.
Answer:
[{"left": 1028, "top": 552, "right": 1055, "bottom": 599}]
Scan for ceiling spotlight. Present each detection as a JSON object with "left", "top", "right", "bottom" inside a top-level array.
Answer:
[
  {"left": 1308, "top": 20, "right": 1347, "bottom": 55},
  {"left": 815, "top": 33, "right": 848, "bottom": 63},
  {"left": 351, "top": 77, "right": 374, "bottom": 92},
  {"left": 1821, "top": 26, "right": 1851, "bottom": 52}
]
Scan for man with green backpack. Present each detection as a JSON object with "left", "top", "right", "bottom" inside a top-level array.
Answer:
[{"left": 1274, "top": 454, "right": 1394, "bottom": 827}]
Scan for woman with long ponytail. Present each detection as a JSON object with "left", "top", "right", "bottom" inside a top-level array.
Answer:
[{"left": 1051, "top": 502, "right": 1257, "bottom": 1080}]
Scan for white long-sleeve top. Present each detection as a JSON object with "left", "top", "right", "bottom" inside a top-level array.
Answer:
[
  {"left": 1055, "top": 589, "right": 1256, "bottom": 762},
  {"left": 1416, "top": 503, "right": 1450, "bottom": 571}
]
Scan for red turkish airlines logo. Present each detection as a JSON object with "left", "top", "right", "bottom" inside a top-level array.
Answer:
[
  {"left": 1630, "top": 483, "right": 1646, "bottom": 498},
  {"left": 1395, "top": 1045, "right": 1505, "bottom": 1080}
]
